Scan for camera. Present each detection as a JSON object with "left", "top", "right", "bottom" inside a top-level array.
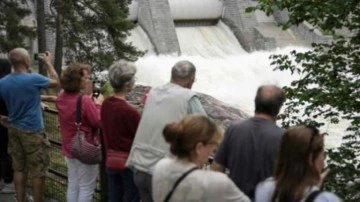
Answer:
[
  {"left": 34, "top": 53, "right": 46, "bottom": 61},
  {"left": 93, "top": 80, "right": 101, "bottom": 98}
]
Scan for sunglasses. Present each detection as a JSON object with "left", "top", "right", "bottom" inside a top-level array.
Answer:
[
  {"left": 306, "top": 125, "right": 328, "bottom": 157},
  {"left": 306, "top": 125, "right": 320, "bottom": 156}
]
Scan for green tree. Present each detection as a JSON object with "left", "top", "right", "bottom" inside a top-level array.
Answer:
[
  {"left": 49, "top": 0, "right": 143, "bottom": 72},
  {"left": 36, "top": 0, "right": 47, "bottom": 75},
  {"left": 0, "top": 0, "right": 36, "bottom": 53},
  {"left": 248, "top": 0, "right": 360, "bottom": 200}
]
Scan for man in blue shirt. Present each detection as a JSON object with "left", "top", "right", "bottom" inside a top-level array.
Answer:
[{"left": 0, "top": 48, "right": 59, "bottom": 202}]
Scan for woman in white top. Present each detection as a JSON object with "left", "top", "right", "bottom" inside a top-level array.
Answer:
[
  {"left": 152, "top": 115, "right": 250, "bottom": 202},
  {"left": 255, "top": 125, "right": 341, "bottom": 202}
]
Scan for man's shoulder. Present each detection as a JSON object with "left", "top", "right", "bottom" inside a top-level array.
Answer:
[
  {"left": 0, "top": 74, "right": 12, "bottom": 83},
  {"left": 227, "top": 118, "right": 283, "bottom": 135}
]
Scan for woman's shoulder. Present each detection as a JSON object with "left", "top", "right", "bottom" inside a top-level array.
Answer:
[
  {"left": 200, "top": 170, "right": 250, "bottom": 202},
  {"left": 315, "top": 191, "right": 341, "bottom": 202},
  {"left": 255, "top": 177, "right": 276, "bottom": 202},
  {"left": 199, "top": 170, "right": 238, "bottom": 187},
  {"left": 154, "top": 158, "right": 174, "bottom": 173},
  {"left": 256, "top": 177, "right": 276, "bottom": 190}
]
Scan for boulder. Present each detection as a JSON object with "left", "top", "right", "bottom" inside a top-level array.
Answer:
[{"left": 127, "top": 85, "right": 250, "bottom": 129}]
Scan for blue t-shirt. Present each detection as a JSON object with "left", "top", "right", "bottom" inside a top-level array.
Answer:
[{"left": 0, "top": 73, "right": 50, "bottom": 131}]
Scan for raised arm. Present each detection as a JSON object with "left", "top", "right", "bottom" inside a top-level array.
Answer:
[
  {"left": 41, "top": 95, "right": 57, "bottom": 102},
  {"left": 42, "top": 51, "right": 59, "bottom": 88}
]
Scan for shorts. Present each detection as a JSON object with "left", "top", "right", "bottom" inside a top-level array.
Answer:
[{"left": 8, "top": 125, "right": 50, "bottom": 178}]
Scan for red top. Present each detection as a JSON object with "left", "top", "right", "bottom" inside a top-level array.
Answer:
[
  {"left": 56, "top": 91, "right": 101, "bottom": 158},
  {"left": 101, "top": 96, "right": 140, "bottom": 153}
]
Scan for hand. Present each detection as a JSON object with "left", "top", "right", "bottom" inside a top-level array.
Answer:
[
  {"left": 41, "top": 102, "right": 49, "bottom": 110},
  {"left": 0, "top": 115, "right": 9, "bottom": 128},
  {"left": 41, "top": 51, "right": 52, "bottom": 66},
  {"left": 318, "top": 168, "right": 330, "bottom": 187},
  {"left": 93, "top": 94, "right": 104, "bottom": 105}
]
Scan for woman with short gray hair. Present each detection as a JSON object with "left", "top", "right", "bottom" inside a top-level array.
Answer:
[{"left": 101, "top": 60, "right": 140, "bottom": 202}]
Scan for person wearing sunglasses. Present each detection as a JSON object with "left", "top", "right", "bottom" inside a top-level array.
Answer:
[{"left": 255, "top": 125, "right": 341, "bottom": 202}]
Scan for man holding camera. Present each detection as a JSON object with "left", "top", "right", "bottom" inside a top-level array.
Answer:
[{"left": 0, "top": 48, "right": 59, "bottom": 202}]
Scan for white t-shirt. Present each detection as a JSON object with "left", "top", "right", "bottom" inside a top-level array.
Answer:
[
  {"left": 255, "top": 178, "right": 341, "bottom": 202},
  {"left": 153, "top": 157, "right": 250, "bottom": 202}
]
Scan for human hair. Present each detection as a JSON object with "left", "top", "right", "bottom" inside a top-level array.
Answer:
[
  {"left": 272, "top": 125, "right": 324, "bottom": 202},
  {"left": 8, "top": 48, "right": 30, "bottom": 67},
  {"left": 163, "top": 115, "right": 223, "bottom": 159},
  {"left": 0, "top": 58, "right": 11, "bottom": 78},
  {"left": 108, "top": 60, "right": 136, "bottom": 93},
  {"left": 171, "top": 60, "right": 196, "bottom": 81},
  {"left": 60, "top": 63, "right": 91, "bottom": 92},
  {"left": 254, "top": 85, "right": 285, "bottom": 117}
]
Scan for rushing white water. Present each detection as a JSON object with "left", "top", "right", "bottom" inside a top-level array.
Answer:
[
  {"left": 126, "top": 25, "right": 155, "bottom": 55},
  {"left": 126, "top": 23, "right": 347, "bottom": 148},
  {"left": 176, "top": 21, "right": 247, "bottom": 57},
  {"left": 134, "top": 48, "right": 348, "bottom": 148}
]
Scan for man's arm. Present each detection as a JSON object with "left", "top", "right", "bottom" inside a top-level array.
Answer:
[
  {"left": 0, "top": 115, "right": 9, "bottom": 128},
  {"left": 41, "top": 95, "right": 57, "bottom": 102},
  {"left": 188, "top": 95, "right": 207, "bottom": 115},
  {"left": 42, "top": 51, "right": 59, "bottom": 88},
  {"left": 211, "top": 161, "right": 224, "bottom": 171},
  {"left": 211, "top": 124, "right": 234, "bottom": 172}
]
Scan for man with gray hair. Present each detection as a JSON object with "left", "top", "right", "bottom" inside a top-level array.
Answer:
[
  {"left": 0, "top": 48, "right": 59, "bottom": 202},
  {"left": 126, "top": 60, "right": 206, "bottom": 202}
]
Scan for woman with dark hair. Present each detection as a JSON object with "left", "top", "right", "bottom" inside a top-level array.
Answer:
[
  {"left": 152, "top": 115, "right": 250, "bottom": 202},
  {"left": 255, "top": 125, "right": 341, "bottom": 202},
  {"left": 0, "top": 58, "right": 14, "bottom": 194},
  {"left": 56, "top": 63, "right": 103, "bottom": 202}
]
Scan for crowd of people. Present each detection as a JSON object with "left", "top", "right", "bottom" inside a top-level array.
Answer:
[{"left": 0, "top": 48, "right": 341, "bottom": 202}]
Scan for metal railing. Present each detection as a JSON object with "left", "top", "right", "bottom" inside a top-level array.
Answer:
[{"left": 43, "top": 108, "right": 104, "bottom": 202}]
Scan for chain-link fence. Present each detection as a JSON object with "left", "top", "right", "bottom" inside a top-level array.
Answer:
[{"left": 43, "top": 108, "right": 104, "bottom": 202}]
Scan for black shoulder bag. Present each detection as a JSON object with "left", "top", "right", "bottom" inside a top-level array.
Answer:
[{"left": 163, "top": 167, "right": 198, "bottom": 202}]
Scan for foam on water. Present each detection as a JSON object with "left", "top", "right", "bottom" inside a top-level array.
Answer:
[
  {"left": 125, "top": 21, "right": 347, "bottom": 148},
  {"left": 134, "top": 47, "right": 348, "bottom": 148}
]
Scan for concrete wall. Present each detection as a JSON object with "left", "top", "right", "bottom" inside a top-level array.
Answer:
[
  {"left": 253, "top": 27, "right": 276, "bottom": 50},
  {"left": 273, "top": 9, "right": 332, "bottom": 44},
  {"left": 138, "top": 0, "right": 181, "bottom": 55},
  {"left": 222, "top": 0, "right": 257, "bottom": 51}
]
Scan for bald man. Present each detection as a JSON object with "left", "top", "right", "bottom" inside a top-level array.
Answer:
[
  {"left": 0, "top": 48, "right": 59, "bottom": 202},
  {"left": 126, "top": 60, "right": 206, "bottom": 202},
  {"left": 211, "top": 85, "right": 286, "bottom": 200}
]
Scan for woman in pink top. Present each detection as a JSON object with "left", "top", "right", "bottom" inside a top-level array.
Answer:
[{"left": 56, "top": 63, "right": 103, "bottom": 202}]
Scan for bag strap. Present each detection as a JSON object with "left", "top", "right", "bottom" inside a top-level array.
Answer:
[
  {"left": 163, "top": 167, "right": 198, "bottom": 202},
  {"left": 76, "top": 95, "right": 83, "bottom": 127},
  {"left": 304, "top": 190, "right": 323, "bottom": 202}
]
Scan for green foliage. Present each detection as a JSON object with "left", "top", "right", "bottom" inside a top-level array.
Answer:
[
  {"left": 253, "top": 0, "right": 360, "bottom": 200},
  {"left": 50, "top": 0, "right": 143, "bottom": 71},
  {"left": 0, "top": 0, "right": 36, "bottom": 52},
  {"left": 249, "top": 0, "right": 359, "bottom": 33},
  {"left": 101, "top": 80, "right": 114, "bottom": 96}
]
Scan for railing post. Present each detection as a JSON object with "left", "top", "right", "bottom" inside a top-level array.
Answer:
[{"left": 99, "top": 130, "right": 108, "bottom": 202}]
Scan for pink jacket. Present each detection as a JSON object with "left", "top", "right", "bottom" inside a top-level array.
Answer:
[{"left": 56, "top": 91, "right": 101, "bottom": 158}]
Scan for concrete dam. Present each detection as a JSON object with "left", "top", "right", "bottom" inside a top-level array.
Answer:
[
  {"left": 21, "top": 0, "right": 330, "bottom": 57},
  {"left": 125, "top": 0, "right": 323, "bottom": 56}
]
